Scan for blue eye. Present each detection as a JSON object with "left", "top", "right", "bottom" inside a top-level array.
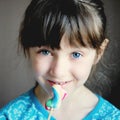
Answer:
[
  {"left": 40, "top": 49, "right": 51, "bottom": 56},
  {"left": 72, "top": 52, "right": 82, "bottom": 59}
]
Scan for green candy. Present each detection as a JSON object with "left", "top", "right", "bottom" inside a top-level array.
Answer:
[{"left": 46, "top": 99, "right": 53, "bottom": 107}]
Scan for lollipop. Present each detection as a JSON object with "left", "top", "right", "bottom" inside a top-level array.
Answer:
[
  {"left": 46, "top": 85, "right": 67, "bottom": 120},
  {"left": 46, "top": 84, "right": 67, "bottom": 110}
]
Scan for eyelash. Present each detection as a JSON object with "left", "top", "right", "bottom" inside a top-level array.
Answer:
[{"left": 37, "top": 49, "right": 51, "bottom": 56}]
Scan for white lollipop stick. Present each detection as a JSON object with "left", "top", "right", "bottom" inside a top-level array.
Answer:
[{"left": 47, "top": 108, "right": 54, "bottom": 120}]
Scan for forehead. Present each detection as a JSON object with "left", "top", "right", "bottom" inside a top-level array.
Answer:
[
  {"left": 57, "top": 34, "right": 94, "bottom": 52},
  {"left": 59, "top": 33, "right": 83, "bottom": 49}
]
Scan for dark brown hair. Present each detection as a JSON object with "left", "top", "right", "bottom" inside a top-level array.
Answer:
[{"left": 19, "top": 0, "right": 106, "bottom": 56}]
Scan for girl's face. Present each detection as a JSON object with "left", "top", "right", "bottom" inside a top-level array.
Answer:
[{"left": 29, "top": 34, "right": 98, "bottom": 95}]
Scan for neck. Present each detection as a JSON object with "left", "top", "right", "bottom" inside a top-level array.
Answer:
[{"left": 62, "top": 85, "right": 98, "bottom": 108}]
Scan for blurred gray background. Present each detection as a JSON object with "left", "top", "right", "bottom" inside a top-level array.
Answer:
[{"left": 0, "top": 0, "right": 120, "bottom": 108}]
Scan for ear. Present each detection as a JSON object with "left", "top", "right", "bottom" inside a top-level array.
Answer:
[{"left": 94, "top": 38, "right": 109, "bottom": 64}]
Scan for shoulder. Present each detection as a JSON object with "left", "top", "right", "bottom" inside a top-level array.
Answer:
[
  {"left": 98, "top": 96, "right": 120, "bottom": 119},
  {"left": 0, "top": 89, "right": 34, "bottom": 119},
  {"left": 0, "top": 88, "right": 50, "bottom": 120},
  {"left": 84, "top": 95, "right": 120, "bottom": 120}
]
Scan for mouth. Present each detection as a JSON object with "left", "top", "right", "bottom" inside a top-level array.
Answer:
[{"left": 48, "top": 80, "right": 72, "bottom": 86}]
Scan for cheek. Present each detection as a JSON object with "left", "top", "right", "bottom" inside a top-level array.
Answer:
[
  {"left": 31, "top": 57, "right": 50, "bottom": 76},
  {"left": 72, "top": 61, "right": 93, "bottom": 84}
]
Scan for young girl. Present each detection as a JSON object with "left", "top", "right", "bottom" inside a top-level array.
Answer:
[{"left": 0, "top": 0, "right": 120, "bottom": 119}]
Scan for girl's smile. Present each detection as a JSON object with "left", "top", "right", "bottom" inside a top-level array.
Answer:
[{"left": 48, "top": 80, "right": 73, "bottom": 86}]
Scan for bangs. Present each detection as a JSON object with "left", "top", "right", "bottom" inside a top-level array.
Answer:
[{"left": 20, "top": 0, "right": 105, "bottom": 52}]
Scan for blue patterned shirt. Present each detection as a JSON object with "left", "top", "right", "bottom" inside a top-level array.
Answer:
[{"left": 0, "top": 89, "right": 120, "bottom": 120}]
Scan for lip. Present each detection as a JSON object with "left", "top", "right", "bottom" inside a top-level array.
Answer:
[{"left": 48, "top": 80, "right": 72, "bottom": 86}]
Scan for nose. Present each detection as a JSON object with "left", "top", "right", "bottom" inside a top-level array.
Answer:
[{"left": 49, "top": 57, "right": 69, "bottom": 79}]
